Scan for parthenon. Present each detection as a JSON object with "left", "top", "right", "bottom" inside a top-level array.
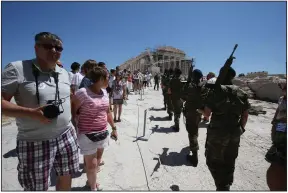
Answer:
[{"left": 119, "top": 46, "right": 192, "bottom": 76}]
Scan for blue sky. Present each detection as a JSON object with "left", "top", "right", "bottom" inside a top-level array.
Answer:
[{"left": 2, "top": 1, "right": 286, "bottom": 75}]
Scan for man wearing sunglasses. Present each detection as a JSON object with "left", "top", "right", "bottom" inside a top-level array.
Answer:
[{"left": 2, "top": 32, "right": 79, "bottom": 191}]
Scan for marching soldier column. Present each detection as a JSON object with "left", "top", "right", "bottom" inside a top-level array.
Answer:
[{"left": 158, "top": 44, "right": 257, "bottom": 191}]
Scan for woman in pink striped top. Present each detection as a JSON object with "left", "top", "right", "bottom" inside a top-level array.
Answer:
[{"left": 71, "top": 66, "right": 117, "bottom": 191}]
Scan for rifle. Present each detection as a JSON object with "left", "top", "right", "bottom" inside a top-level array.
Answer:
[
  {"left": 215, "top": 44, "right": 238, "bottom": 85},
  {"left": 187, "top": 58, "right": 195, "bottom": 83},
  {"left": 206, "top": 44, "right": 238, "bottom": 89}
]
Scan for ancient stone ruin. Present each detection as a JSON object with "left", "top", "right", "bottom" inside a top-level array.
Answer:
[
  {"left": 119, "top": 46, "right": 192, "bottom": 76},
  {"left": 232, "top": 73, "right": 286, "bottom": 103}
]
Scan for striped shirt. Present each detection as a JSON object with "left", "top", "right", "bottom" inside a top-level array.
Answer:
[{"left": 75, "top": 87, "right": 109, "bottom": 134}]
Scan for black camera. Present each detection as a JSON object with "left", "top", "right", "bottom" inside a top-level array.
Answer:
[
  {"left": 32, "top": 63, "right": 64, "bottom": 119},
  {"left": 43, "top": 100, "right": 61, "bottom": 119}
]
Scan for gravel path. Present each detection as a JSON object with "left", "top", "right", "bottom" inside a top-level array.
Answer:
[{"left": 2, "top": 88, "right": 273, "bottom": 191}]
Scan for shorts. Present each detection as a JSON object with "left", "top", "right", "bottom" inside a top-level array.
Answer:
[
  {"left": 134, "top": 79, "right": 140, "bottom": 84},
  {"left": 16, "top": 127, "right": 79, "bottom": 191},
  {"left": 113, "top": 99, "right": 124, "bottom": 105},
  {"left": 78, "top": 132, "right": 109, "bottom": 155}
]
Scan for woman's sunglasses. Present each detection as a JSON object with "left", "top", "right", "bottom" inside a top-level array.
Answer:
[{"left": 38, "top": 43, "right": 63, "bottom": 52}]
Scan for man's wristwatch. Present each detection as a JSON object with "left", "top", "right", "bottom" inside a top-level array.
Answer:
[{"left": 112, "top": 126, "right": 117, "bottom": 131}]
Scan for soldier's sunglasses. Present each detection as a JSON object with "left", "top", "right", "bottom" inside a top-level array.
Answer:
[{"left": 38, "top": 43, "right": 63, "bottom": 52}]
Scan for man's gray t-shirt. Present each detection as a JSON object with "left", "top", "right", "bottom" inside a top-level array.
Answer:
[{"left": 2, "top": 59, "right": 73, "bottom": 141}]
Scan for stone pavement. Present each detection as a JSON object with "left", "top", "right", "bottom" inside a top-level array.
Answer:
[{"left": 2, "top": 87, "right": 272, "bottom": 191}]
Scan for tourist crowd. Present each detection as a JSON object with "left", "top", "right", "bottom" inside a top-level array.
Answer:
[
  {"left": 1, "top": 31, "right": 157, "bottom": 191},
  {"left": 2, "top": 32, "right": 125, "bottom": 191}
]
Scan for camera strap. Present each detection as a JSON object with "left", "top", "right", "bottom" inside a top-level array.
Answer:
[
  {"left": 32, "top": 63, "right": 61, "bottom": 106},
  {"left": 32, "top": 64, "right": 40, "bottom": 105},
  {"left": 53, "top": 71, "right": 64, "bottom": 114}
]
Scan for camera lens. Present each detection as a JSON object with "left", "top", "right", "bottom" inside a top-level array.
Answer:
[{"left": 43, "top": 105, "right": 60, "bottom": 119}]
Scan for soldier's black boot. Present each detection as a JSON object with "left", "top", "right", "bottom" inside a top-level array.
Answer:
[
  {"left": 168, "top": 113, "right": 173, "bottom": 121},
  {"left": 216, "top": 185, "right": 230, "bottom": 191},
  {"left": 173, "top": 116, "right": 180, "bottom": 132},
  {"left": 191, "top": 151, "right": 198, "bottom": 167},
  {"left": 187, "top": 151, "right": 198, "bottom": 167},
  {"left": 172, "top": 124, "right": 179, "bottom": 132}
]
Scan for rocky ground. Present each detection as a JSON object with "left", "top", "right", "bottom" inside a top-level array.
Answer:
[
  {"left": 2, "top": 87, "right": 276, "bottom": 191},
  {"left": 232, "top": 75, "right": 286, "bottom": 102}
]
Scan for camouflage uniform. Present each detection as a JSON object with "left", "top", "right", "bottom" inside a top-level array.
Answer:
[
  {"left": 169, "top": 71, "right": 183, "bottom": 131},
  {"left": 204, "top": 85, "right": 250, "bottom": 191},
  {"left": 163, "top": 70, "right": 174, "bottom": 119},
  {"left": 161, "top": 73, "right": 169, "bottom": 110},
  {"left": 182, "top": 82, "right": 204, "bottom": 151},
  {"left": 181, "top": 69, "right": 205, "bottom": 166}
]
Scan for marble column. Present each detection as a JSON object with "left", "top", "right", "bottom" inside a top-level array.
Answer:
[
  {"left": 170, "top": 56, "right": 174, "bottom": 69},
  {"left": 176, "top": 58, "right": 180, "bottom": 69}
]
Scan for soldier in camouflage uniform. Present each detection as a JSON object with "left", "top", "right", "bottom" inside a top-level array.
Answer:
[
  {"left": 202, "top": 67, "right": 250, "bottom": 191},
  {"left": 181, "top": 69, "right": 204, "bottom": 167},
  {"left": 166, "top": 68, "right": 174, "bottom": 120},
  {"left": 161, "top": 69, "right": 169, "bottom": 110},
  {"left": 168, "top": 68, "right": 183, "bottom": 132}
]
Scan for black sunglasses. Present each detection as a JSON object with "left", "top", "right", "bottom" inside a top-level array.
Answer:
[{"left": 38, "top": 43, "right": 63, "bottom": 52}]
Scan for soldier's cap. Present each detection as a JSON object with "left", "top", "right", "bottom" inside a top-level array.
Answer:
[{"left": 192, "top": 69, "right": 203, "bottom": 79}]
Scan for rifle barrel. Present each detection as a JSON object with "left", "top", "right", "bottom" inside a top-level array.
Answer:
[
  {"left": 214, "top": 44, "right": 239, "bottom": 86},
  {"left": 229, "top": 44, "right": 238, "bottom": 58}
]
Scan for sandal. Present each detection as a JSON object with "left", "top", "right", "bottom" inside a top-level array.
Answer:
[
  {"left": 96, "top": 183, "right": 103, "bottom": 191},
  {"left": 99, "top": 161, "right": 105, "bottom": 166},
  {"left": 113, "top": 118, "right": 117, "bottom": 122},
  {"left": 118, "top": 118, "right": 121, "bottom": 122},
  {"left": 87, "top": 182, "right": 103, "bottom": 191}
]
